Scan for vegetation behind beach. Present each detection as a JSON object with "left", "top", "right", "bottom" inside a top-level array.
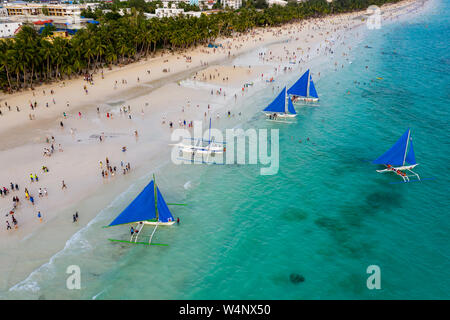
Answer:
[{"left": 0, "top": 0, "right": 401, "bottom": 92}]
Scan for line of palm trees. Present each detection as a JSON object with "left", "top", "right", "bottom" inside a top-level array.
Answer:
[{"left": 0, "top": 0, "right": 400, "bottom": 92}]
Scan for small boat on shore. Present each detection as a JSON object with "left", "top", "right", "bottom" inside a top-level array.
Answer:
[
  {"left": 263, "top": 87, "right": 297, "bottom": 122},
  {"left": 372, "top": 128, "right": 420, "bottom": 183},
  {"left": 288, "top": 69, "right": 319, "bottom": 103}
]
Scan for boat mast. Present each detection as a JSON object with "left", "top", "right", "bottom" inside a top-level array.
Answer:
[
  {"left": 284, "top": 89, "right": 287, "bottom": 113},
  {"left": 153, "top": 174, "right": 158, "bottom": 221},
  {"left": 306, "top": 70, "right": 310, "bottom": 98},
  {"left": 402, "top": 129, "right": 411, "bottom": 166}
]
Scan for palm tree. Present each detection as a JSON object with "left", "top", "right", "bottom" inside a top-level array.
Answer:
[
  {"left": 105, "top": 46, "right": 118, "bottom": 68},
  {"left": 0, "top": 40, "right": 13, "bottom": 91},
  {"left": 94, "top": 38, "right": 107, "bottom": 69},
  {"left": 52, "top": 38, "right": 70, "bottom": 80},
  {"left": 84, "top": 39, "right": 96, "bottom": 70},
  {"left": 40, "top": 39, "right": 53, "bottom": 81}
]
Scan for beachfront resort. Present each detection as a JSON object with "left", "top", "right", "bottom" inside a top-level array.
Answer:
[{"left": 0, "top": 0, "right": 448, "bottom": 303}]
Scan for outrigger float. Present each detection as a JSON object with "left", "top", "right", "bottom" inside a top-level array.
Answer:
[
  {"left": 263, "top": 87, "right": 297, "bottom": 123},
  {"left": 106, "top": 175, "right": 184, "bottom": 246},
  {"left": 372, "top": 128, "right": 420, "bottom": 183},
  {"left": 287, "top": 69, "right": 319, "bottom": 104}
]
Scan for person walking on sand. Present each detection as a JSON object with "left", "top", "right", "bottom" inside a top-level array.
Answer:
[
  {"left": 12, "top": 216, "right": 18, "bottom": 229},
  {"left": 62, "top": 180, "right": 67, "bottom": 189},
  {"left": 37, "top": 211, "right": 42, "bottom": 223},
  {"left": 6, "top": 221, "right": 12, "bottom": 230}
]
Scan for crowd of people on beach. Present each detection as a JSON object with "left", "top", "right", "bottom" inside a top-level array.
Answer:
[
  {"left": 100, "top": 157, "right": 132, "bottom": 178},
  {"left": 2, "top": 171, "right": 72, "bottom": 231},
  {"left": 1, "top": 127, "right": 72, "bottom": 231},
  {"left": 0, "top": 1, "right": 417, "bottom": 238}
]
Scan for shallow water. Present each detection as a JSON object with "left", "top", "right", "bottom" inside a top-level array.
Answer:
[{"left": 5, "top": 0, "right": 449, "bottom": 299}]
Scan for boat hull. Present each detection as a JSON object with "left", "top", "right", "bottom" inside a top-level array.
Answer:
[
  {"left": 292, "top": 96, "right": 319, "bottom": 103},
  {"left": 263, "top": 112, "right": 296, "bottom": 119},
  {"left": 143, "top": 220, "right": 176, "bottom": 226},
  {"left": 376, "top": 164, "right": 418, "bottom": 173}
]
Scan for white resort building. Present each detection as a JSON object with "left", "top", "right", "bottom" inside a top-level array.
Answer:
[
  {"left": 267, "top": 0, "right": 288, "bottom": 6},
  {"left": 222, "top": 0, "right": 242, "bottom": 10},
  {"left": 3, "top": 2, "right": 98, "bottom": 18},
  {"left": 145, "top": 2, "right": 202, "bottom": 19},
  {"left": 155, "top": 2, "right": 185, "bottom": 18}
]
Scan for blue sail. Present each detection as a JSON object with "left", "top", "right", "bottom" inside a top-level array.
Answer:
[
  {"left": 372, "top": 129, "right": 411, "bottom": 166},
  {"left": 264, "top": 87, "right": 287, "bottom": 113},
  {"left": 309, "top": 77, "right": 319, "bottom": 98},
  {"left": 287, "top": 70, "right": 309, "bottom": 97},
  {"left": 156, "top": 187, "right": 175, "bottom": 223},
  {"left": 405, "top": 139, "right": 416, "bottom": 165},
  {"left": 287, "top": 96, "right": 296, "bottom": 114},
  {"left": 108, "top": 181, "right": 156, "bottom": 226}
]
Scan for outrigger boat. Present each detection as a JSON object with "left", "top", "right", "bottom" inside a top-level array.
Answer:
[
  {"left": 170, "top": 118, "right": 226, "bottom": 163},
  {"left": 372, "top": 128, "right": 420, "bottom": 183},
  {"left": 106, "top": 175, "right": 183, "bottom": 246},
  {"left": 172, "top": 139, "right": 225, "bottom": 156},
  {"left": 263, "top": 87, "right": 297, "bottom": 122},
  {"left": 287, "top": 69, "right": 319, "bottom": 103}
]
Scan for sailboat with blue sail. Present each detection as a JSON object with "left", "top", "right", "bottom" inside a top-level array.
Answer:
[
  {"left": 372, "top": 128, "right": 420, "bottom": 182},
  {"left": 106, "top": 175, "right": 184, "bottom": 245},
  {"left": 288, "top": 69, "right": 319, "bottom": 103},
  {"left": 263, "top": 87, "right": 297, "bottom": 121}
]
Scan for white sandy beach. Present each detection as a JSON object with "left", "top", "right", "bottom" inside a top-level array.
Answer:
[{"left": 0, "top": 0, "right": 430, "bottom": 293}]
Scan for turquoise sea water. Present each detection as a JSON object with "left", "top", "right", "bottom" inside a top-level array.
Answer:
[{"left": 6, "top": 0, "right": 449, "bottom": 299}]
